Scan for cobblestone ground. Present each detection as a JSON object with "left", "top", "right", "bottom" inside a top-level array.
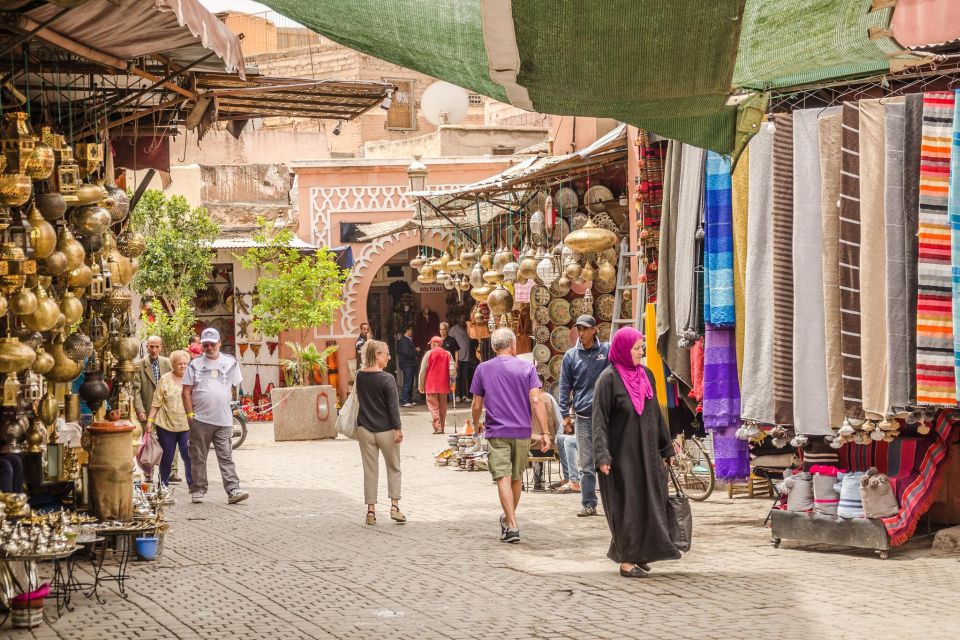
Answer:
[{"left": 8, "top": 406, "right": 960, "bottom": 639}]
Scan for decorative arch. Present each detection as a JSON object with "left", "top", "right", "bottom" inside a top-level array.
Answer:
[{"left": 339, "top": 228, "right": 452, "bottom": 335}]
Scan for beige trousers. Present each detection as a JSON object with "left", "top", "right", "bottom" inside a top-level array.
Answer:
[{"left": 357, "top": 426, "right": 402, "bottom": 505}]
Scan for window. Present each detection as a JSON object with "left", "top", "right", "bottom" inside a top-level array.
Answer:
[
  {"left": 384, "top": 78, "right": 417, "bottom": 130},
  {"left": 468, "top": 93, "right": 483, "bottom": 106}
]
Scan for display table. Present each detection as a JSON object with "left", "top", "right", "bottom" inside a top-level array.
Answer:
[
  {"left": 0, "top": 546, "right": 80, "bottom": 622},
  {"left": 769, "top": 510, "right": 891, "bottom": 558},
  {"left": 88, "top": 527, "right": 159, "bottom": 602}
]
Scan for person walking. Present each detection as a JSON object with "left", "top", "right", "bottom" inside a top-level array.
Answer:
[
  {"left": 397, "top": 325, "right": 418, "bottom": 407},
  {"left": 593, "top": 327, "right": 679, "bottom": 578},
  {"left": 419, "top": 336, "right": 452, "bottom": 434},
  {"left": 448, "top": 316, "right": 472, "bottom": 402},
  {"left": 558, "top": 315, "right": 609, "bottom": 517},
  {"left": 355, "top": 322, "right": 372, "bottom": 364},
  {"left": 145, "top": 350, "right": 193, "bottom": 487},
  {"left": 182, "top": 328, "right": 249, "bottom": 505},
  {"left": 355, "top": 339, "right": 405, "bottom": 525},
  {"left": 133, "top": 335, "right": 175, "bottom": 479},
  {"left": 471, "top": 328, "right": 550, "bottom": 543}
]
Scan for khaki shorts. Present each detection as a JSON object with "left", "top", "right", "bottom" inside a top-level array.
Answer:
[{"left": 487, "top": 437, "right": 530, "bottom": 481}]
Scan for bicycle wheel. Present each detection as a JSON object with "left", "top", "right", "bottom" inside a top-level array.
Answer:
[
  {"left": 671, "top": 436, "right": 714, "bottom": 501},
  {"left": 231, "top": 414, "right": 248, "bottom": 450}
]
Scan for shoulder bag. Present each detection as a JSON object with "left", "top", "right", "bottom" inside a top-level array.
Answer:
[
  {"left": 335, "top": 380, "right": 359, "bottom": 440},
  {"left": 666, "top": 466, "right": 693, "bottom": 553}
]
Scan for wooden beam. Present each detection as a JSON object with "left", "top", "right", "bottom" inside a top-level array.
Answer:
[{"left": 72, "top": 95, "right": 186, "bottom": 139}]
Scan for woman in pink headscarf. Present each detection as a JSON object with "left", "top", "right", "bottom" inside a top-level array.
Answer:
[{"left": 592, "top": 327, "right": 679, "bottom": 578}]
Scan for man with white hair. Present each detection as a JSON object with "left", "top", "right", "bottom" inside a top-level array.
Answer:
[{"left": 471, "top": 328, "right": 550, "bottom": 543}]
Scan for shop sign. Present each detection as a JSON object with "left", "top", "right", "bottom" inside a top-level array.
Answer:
[{"left": 411, "top": 281, "right": 446, "bottom": 294}]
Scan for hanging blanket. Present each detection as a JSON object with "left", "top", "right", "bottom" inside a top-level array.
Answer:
[
  {"left": 703, "top": 324, "right": 740, "bottom": 430},
  {"left": 839, "top": 102, "right": 865, "bottom": 418},
  {"left": 859, "top": 98, "right": 890, "bottom": 419},
  {"left": 712, "top": 425, "right": 750, "bottom": 482},
  {"left": 884, "top": 99, "right": 911, "bottom": 410},
  {"left": 916, "top": 91, "right": 957, "bottom": 406},
  {"left": 675, "top": 144, "right": 706, "bottom": 340},
  {"left": 952, "top": 90, "right": 960, "bottom": 400},
  {"left": 792, "top": 108, "right": 836, "bottom": 435},
  {"left": 771, "top": 113, "right": 794, "bottom": 425},
  {"left": 741, "top": 122, "right": 776, "bottom": 424},
  {"left": 904, "top": 94, "right": 923, "bottom": 403},
  {"left": 731, "top": 147, "right": 750, "bottom": 381},
  {"left": 819, "top": 112, "right": 845, "bottom": 429},
  {"left": 840, "top": 413, "right": 956, "bottom": 546},
  {"left": 645, "top": 302, "right": 669, "bottom": 412},
  {"left": 704, "top": 152, "right": 735, "bottom": 327}
]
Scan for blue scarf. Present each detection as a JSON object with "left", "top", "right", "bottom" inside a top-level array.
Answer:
[{"left": 704, "top": 151, "right": 735, "bottom": 327}]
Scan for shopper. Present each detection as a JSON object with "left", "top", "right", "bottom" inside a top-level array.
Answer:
[
  {"left": 355, "top": 322, "right": 372, "bottom": 364},
  {"left": 355, "top": 339, "right": 405, "bottom": 525},
  {"left": 182, "top": 328, "right": 249, "bottom": 505},
  {"left": 553, "top": 404, "right": 581, "bottom": 494},
  {"left": 448, "top": 316, "right": 472, "bottom": 402},
  {"left": 397, "top": 325, "right": 418, "bottom": 407},
  {"left": 419, "top": 336, "right": 452, "bottom": 434},
  {"left": 187, "top": 335, "right": 203, "bottom": 359},
  {"left": 471, "top": 328, "right": 550, "bottom": 543},
  {"left": 132, "top": 335, "right": 171, "bottom": 423},
  {"left": 593, "top": 326, "right": 679, "bottom": 578},
  {"left": 145, "top": 350, "right": 193, "bottom": 487},
  {"left": 558, "top": 315, "right": 609, "bottom": 517}
]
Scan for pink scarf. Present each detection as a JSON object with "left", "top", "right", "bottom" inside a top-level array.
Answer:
[{"left": 609, "top": 327, "right": 654, "bottom": 416}]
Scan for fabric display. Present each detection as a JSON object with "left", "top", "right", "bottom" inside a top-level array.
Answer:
[
  {"left": 835, "top": 471, "right": 866, "bottom": 519},
  {"left": 778, "top": 469, "right": 813, "bottom": 512},
  {"left": 703, "top": 151, "right": 735, "bottom": 327},
  {"left": 810, "top": 466, "right": 840, "bottom": 516},
  {"left": 860, "top": 468, "right": 900, "bottom": 519}
]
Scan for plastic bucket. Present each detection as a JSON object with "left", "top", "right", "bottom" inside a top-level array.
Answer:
[{"left": 135, "top": 536, "right": 158, "bottom": 560}]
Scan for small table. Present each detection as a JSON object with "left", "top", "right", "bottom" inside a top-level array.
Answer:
[
  {"left": 0, "top": 547, "right": 80, "bottom": 621},
  {"left": 88, "top": 527, "right": 159, "bottom": 602},
  {"left": 50, "top": 538, "right": 103, "bottom": 613}
]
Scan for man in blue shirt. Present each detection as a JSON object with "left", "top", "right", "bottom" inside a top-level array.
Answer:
[{"left": 558, "top": 315, "right": 609, "bottom": 517}]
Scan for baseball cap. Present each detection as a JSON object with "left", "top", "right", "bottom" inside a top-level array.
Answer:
[
  {"left": 430, "top": 336, "right": 442, "bottom": 344},
  {"left": 574, "top": 315, "right": 597, "bottom": 328},
  {"left": 200, "top": 328, "right": 220, "bottom": 344}
]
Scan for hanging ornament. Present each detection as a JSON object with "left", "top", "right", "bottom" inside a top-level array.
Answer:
[
  {"left": 536, "top": 254, "right": 560, "bottom": 287},
  {"left": 543, "top": 194, "right": 556, "bottom": 238},
  {"left": 469, "top": 262, "right": 484, "bottom": 288}
]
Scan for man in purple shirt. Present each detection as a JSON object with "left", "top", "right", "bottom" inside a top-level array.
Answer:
[{"left": 471, "top": 328, "right": 550, "bottom": 543}]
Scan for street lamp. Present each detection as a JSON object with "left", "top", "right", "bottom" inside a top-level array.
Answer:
[{"left": 407, "top": 156, "right": 430, "bottom": 272}]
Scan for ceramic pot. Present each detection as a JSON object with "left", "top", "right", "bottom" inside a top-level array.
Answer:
[{"left": 79, "top": 370, "right": 109, "bottom": 413}]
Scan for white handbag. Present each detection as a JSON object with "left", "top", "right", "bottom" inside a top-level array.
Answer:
[{"left": 335, "top": 381, "right": 359, "bottom": 439}]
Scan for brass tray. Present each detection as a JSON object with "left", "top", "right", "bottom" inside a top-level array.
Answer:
[
  {"left": 548, "top": 298, "right": 571, "bottom": 326},
  {"left": 596, "top": 294, "right": 615, "bottom": 321}
]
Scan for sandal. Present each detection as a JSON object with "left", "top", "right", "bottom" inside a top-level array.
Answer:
[
  {"left": 390, "top": 506, "right": 406, "bottom": 524},
  {"left": 365, "top": 511, "right": 376, "bottom": 525}
]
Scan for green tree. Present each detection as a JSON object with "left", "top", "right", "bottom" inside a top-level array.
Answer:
[
  {"left": 237, "top": 218, "right": 348, "bottom": 337},
  {"left": 138, "top": 298, "right": 198, "bottom": 353},
  {"left": 130, "top": 190, "right": 219, "bottom": 307}
]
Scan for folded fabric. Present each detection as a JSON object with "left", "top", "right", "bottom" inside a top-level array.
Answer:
[
  {"left": 835, "top": 471, "right": 866, "bottom": 518},
  {"left": 812, "top": 467, "right": 841, "bottom": 516},
  {"left": 860, "top": 467, "right": 900, "bottom": 519},
  {"left": 780, "top": 470, "right": 814, "bottom": 512}
]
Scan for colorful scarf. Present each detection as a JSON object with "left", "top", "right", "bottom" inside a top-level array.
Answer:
[
  {"left": 731, "top": 147, "right": 750, "bottom": 381},
  {"left": 712, "top": 425, "right": 750, "bottom": 482},
  {"left": 839, "top": 102, "right": 865, "bottom": 418},
  {"left": 904, "top": 94, "right": 923, "bottom": 403},
  {"left": 702, "top": 324, "right": 740, "bottom": 430},
  {"left": 704, "top": 151, "right": 735, "bottom": 327},
  {"left": 771, "top": 113, "right": 795, "bottom": 425},
  {"left": 609, "top": 326, "right": 653, "bottom": 416},
  {"left": 916, "top": 91, "right": 956, "bottom": 405},
  {"left": 951, "top": 90, "right": 960, "bottom": 399}
]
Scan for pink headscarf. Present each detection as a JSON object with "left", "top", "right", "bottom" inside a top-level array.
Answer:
[{"left": 608, "top": 327, "right": 654, "bottom": 416}]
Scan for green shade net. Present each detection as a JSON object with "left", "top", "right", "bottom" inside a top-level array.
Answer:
[{"left": 734, "top": 0, "right": 901, "bottom": 89}]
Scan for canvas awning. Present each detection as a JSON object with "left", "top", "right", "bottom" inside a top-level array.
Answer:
[{"left": 259, "top": 0, "right": 928, "bottom": 154}]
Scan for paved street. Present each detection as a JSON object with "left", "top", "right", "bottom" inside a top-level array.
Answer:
[{"left": 10, "top": 406, "right": 960, "bottom": 640}]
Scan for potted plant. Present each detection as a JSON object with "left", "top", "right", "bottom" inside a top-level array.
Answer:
[{"left": 280, "top": 342, "right": 337, "bottom": 387}]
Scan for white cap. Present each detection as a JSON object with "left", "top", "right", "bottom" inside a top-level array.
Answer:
[{"left": 200, "top": 328, "right": 220, "bottom": 344}]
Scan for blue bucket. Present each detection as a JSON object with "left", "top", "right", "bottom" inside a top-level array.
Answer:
[{"left": 135, "top": 536, "right": 158, "bottom": 560}]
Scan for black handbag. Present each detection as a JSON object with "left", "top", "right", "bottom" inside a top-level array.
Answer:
[{"left": 666, "top": 467, "right": 693, "bottom": 553}]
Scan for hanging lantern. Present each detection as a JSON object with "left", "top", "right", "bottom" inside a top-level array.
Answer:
[
  {"left": 410, "top": 250, "right": 426, "bottom": 271},
  {"left": 581, "top": 261, "right": 596, "bottom": 283},
  {"left": 518, "top": 246, "right": 539, "bottom": 282},
  {"left": 458, "top": 275, "right": 471, "bottom": 291},
  {"left": 471, "top": 284, "right": 491, "bottom": 302},
  {"left": 583, "top": 289, "right": 594, "bottom": 314},
  {"left": 443, "top": 275, "right": 455, "bottom": 290},
  {"left": 435, "top": 269, "right": 450, "bottom": 284},
  {"left": 536, "top": 254, "right": 561, "bottom": 287},
  {"left": 486, "top": 283, "right": 514, "bottom": 316},
  {"left": 479, "top": 249, "right": 493, "bottom": 270},
  {"left": 502, "top": 261, "right": 519, "bottom": 283},
  {"left": 529, "top": 209, "right": 545, "bottom": 239},
  {"left": 469, "top": 262, "right": 484, "bottom": 288},
  {"left": 564, "top": 219, "right": 617, "bottom": 253},
  {"left": 543, "top": 195, "right": 556, "bottom": 238},
  {"left": 483, "top": 268, "right": 502, "bottom": 285},
  {"left": 493, "top": 244, "right": 511, "bottom": 272}
]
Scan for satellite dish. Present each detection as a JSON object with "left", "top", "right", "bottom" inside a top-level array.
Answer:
[{"left": 421, "top": 81, "right": 470, "bottom": 126}]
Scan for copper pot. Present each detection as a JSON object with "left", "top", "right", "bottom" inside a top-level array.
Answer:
[{"left": 26, "top": 207, "right": 56, "bottom": 259}]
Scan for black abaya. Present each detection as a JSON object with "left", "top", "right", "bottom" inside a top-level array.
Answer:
[{"left": 592, "top": 366, "right": 681, "bottom": 566}]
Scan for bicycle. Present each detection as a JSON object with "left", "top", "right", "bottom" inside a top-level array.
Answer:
[
  {"left": 231, "top": 401, "right": 248, "bottom": 450},
  {"left": 669, "top": 433, "right": 715, "bottom": 501}
]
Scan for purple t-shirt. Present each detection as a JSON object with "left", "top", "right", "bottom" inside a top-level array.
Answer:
[{"left": 470, "top": 355, "right": 541, "bottom": 439}]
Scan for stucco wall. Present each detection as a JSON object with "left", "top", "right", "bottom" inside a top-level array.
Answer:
[{"left": 362, "top": 126, "right": 548, "bottom": 159}]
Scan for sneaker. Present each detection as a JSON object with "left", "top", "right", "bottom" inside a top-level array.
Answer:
[
  {"left": 502, "top": 528, "right": 520, "bottom": 544},
  {"left": 227, "top": 489, "right": 249, "bottom": 504},
  {"left": 577, "top": 506, "right": 598, "bottom": 517},
  {"left": 191, "top": 491, "right": 205, "bottom": 503},
  {"left": 402, "top": 403, "right": 414, "bottom": 408},
  {"left": 169, "top": 474, "right": 183, "bottom": 483},
  {"left": 499, "top": 514, "right": 507, "bottom": 540}
]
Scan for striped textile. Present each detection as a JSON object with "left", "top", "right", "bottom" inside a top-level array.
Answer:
[
  {"left": 839, "top": 102, "right": 864, "bottom": 418},
  {"left": 702, "top": 324, "right": 741, "bottom": 430},
  {"left": 916, "top": 91, "right": 957, "bottom": 406},
  {"left": 771, "top": 113, "right": 794, "bottom": 425},
  {"left": 884, "top": 99, "right": 910, "bottom": 410},
  {"left": 904, "top": 95, "right": 924, "bottom": 403},
  {"left": 836, "top": 472, "right": 866, "bottom": 518},
  {"left": 819, "top": 113, "right": 845, "bottom": 428},
  {"left": 858, "top": 98, "right": 890, "bottom": 418},
  {"left": 703, "top": 152, "right": 735, "bottom": 326},
  {"left": 952, "top": 90, "right": 960, "bottom": 399}
]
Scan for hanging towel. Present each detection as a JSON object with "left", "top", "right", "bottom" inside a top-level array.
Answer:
[
  {"left": 859, "top": 98, "right": 890, "bottom": 419},
  {"left": 704, "top": 152, "right": 735, "bottom": 327},
  {"left": 675, "top": 144, "right": 706, "bottom": 341},
  {"left": 819, "top": 112, "right": 845, "bottom": 429},
  {"left": 655, "top": 142, "right": 693, "bottom": 387},
  {"left": 703, "top": 324, "right": 740, "bottom": 430},
  {"left": 731, "top": 147, "right": 750, "bottom": 382},
  {"left": 792, "top": 107, "right": 837, "bottom": 436},
  {"left": 741, "top": 122, "right": 776, "bottom": 424},
  {"left": 916, "top": 91, "right": 957, "bottom": 406},
  {"left": 645, "top": 302, "right": 668, "bottom": 412},
  {"left": 839, "top": 102, "right": 865, "bottom": 418},
  {"left": 884, "top": 99, "right": 911, "bottom": 410},
  {"left": 952, "top": 90, "right": 960, "bottom": 401},
  {"left": 712, "top": 425, "right": 750, "bottom": 482},
  {"left": 771, "top": 113, "right": 794, "bottom": 425},
  {"left": 689, "top": 336, "right": 704, "bottom": 409},
  {"left": 903, "top": 94, "right": 923, "bottom": 404}
]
